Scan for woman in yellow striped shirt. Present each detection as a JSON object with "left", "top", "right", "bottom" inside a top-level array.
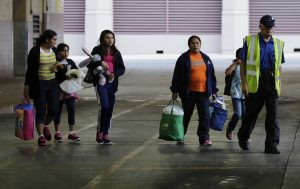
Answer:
[{"left": 24, "top": 29, "right": 61, "bottom": 146}]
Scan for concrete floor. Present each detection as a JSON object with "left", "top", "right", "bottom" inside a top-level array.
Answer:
[{"left": 0, "top": 56, "right": 299, "bottom": 189}]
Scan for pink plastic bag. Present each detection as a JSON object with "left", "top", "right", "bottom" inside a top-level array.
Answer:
[{"left": 15, "top": 104, "right": 35, "bottom": 140}]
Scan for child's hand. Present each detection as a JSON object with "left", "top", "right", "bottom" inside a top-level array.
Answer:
[
  {"left": 51, "top": 64, "right": 58, "bottom": 72},
  {"left": 56, "top": 63, "right": 64, "bottom": 70},
  {"left": 51, "top": 63, "right": 64, "bottom": 72},
  {"left": 66, "top": 75, "right": 71, "bottom": 80},
  {"left": 225, "top": 60, "right": 238, "bottom": 75},
  {"left": 101, "top": 61, "right": 109, "bottom": 71},
  {"left": 70, "top": 73, "right": 78, "bottom": 79},
  {"left": 225, "top": 64, "right": 235, "bottom": 75},
  {"left": 107, "top": 72, "right": 114, "bottom": 80}
]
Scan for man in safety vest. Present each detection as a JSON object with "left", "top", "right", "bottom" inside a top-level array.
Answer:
[{"left": 237, "top": 15, "right": 285, "bottom": 154}]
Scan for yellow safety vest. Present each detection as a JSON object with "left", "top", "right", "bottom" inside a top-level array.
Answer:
[{"left": 245, "top": 34, "right": 284, "bottom": 96}]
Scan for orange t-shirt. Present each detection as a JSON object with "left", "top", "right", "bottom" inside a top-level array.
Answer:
[{"left": 189, "top": 53, "right": 207, "bottom": 92}]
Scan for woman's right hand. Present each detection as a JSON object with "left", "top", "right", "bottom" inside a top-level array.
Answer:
[{"left": 172, "top": 93, "right": 178, "bottom": 100}]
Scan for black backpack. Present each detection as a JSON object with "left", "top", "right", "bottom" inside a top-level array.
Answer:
[
  {"left": 223, "top": 74, "right": 233, "bottom": 96},
  {"left": 83, "top": 68, "right": 95, "bottom": 83}
]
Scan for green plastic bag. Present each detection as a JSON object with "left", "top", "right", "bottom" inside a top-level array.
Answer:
[{"left": 159, "top": 100, "right": 184, "bottom": 141}]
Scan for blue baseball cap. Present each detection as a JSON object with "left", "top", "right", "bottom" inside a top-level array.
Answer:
[{"left": 260, "top": 15, "right": 275, "bottom": 28}]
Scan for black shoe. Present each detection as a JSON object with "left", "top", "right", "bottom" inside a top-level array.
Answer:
[
  {"left": 176, "top": 140, "right": 184, "bottom": 145},
  {"left": 200, "top": 139, "right": 213, "bottom": 146},
  {"left": 264, "top": 148, "right": 280, "bottom": 154},
  {"left": 226, "top": 127, "right": 233, "bottom": 140},
  {"left": 238, "top": 140, "right": 250, "bottom": 150}
]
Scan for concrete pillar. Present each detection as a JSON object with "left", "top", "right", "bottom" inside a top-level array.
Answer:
[
  {"left": 221, "top": 0, "right": 249, "bottom": 54},
  {"left": 0, "top": 0, "right": 13, "bottom": 78},
  {"left": 13, "top": 0, "right": 28, "bottom": 76},
  {"left": 84, "top": 0, "right": 113, "bottom": 50},
  {"left": 43, "top": 0, "right": 64, "bottom": 43}
]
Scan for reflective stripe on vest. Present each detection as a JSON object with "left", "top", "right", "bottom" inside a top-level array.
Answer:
[
  {"left": 273, "top": 38, "right": 284, "bottom": 96},
  {"left": 245, "top": 34, "right": 284, "bottom": 96}
]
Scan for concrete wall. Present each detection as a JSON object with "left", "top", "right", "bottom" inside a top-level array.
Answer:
[
  {"left": 78, "top": 0, "right": 222, "bottom": 55},
  {"left": 73, "top": 0, "right": 298, "bottom": 55},
  {"left": 0, "top": 0, "right": 13, "bottom": 78},
  {"left": 43, "top": 0, "right": 64, "bottom": 44},
  {"left": 276, "top": 35, "right": 300, "bottom": 53},
  {"left": 116, "top": 35, "right": 221, "bottom": 55},
  {"left": 64, "top": 34, "right": 85, "bottom": 55},
  {"left": 13, "top": 0, "right": 64, "bottom": 76},
  {"left": 82, "top": 32, "right": 270, "bottom": 55},
  {"left": 13, "top": 0, "right": 31, "bottom": 76},
  {"left": 13, "top": 0, "right": 46, "bottom": 76},
  {"left": 221, "top": 0, "right": 248, "bottom": 54},
  {"left": 65, "top": 33, "right": 221, "bottom": 55},
  {"left": 84, "top": 0, "right": 113, "bottom": 52}
]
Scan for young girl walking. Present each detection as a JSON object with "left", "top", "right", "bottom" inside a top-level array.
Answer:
[
  {"left": 54, "top": 43, "right": 80, "bottom": 142},
  {"left": 87, "top": 30, "right": 125, "bottom": 144}
]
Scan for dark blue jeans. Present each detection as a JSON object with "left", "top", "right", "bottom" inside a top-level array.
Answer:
[
  {"left": 227, "top": 98, "right": 245, "bottom": 132},
  {"left": 33, "top": 79, "right": 59, "bottom": 125},
  {"left": 96, "top": 83, "right": 115, "bottom": 135},
  {"left": 181, "top": 91, "right": 210, "bottom": 142}
]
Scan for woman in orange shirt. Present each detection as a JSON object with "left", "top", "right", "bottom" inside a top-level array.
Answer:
[{"left": 170, "top": 35, "right": 218, "bottom": 145}]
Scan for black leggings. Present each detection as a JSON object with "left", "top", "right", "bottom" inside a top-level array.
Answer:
[
  {"left": 33, "top": 79, "right": 59, "bottom": 125},
  {"left": 54, "top": 97, "right": 76, "bottom": 125}
]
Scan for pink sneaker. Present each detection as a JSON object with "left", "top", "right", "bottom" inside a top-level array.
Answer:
[
  {"left": 68, "top": 132, "right": 80, "bottom": 142},
  {"left": 38, "top": 136, "right": 46, "bottom": 146},
  {"left": 96, "top": 131, "right": 103, "bottom": 144},
  {"left": 103, "top": 134, "right": 112, "bottom": 145},
  {"left": 43, "top": 127, "right": 52, "bottom": 141},
  {"left": 54, "top": 132, "right": 63, "bottom": 142}
]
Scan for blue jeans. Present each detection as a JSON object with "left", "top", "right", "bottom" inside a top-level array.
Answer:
[
  {"left": 227, "top": 98, "right": 245, "bottom": 132},
  {"left": 96, "top": 83, "right": 115, "bottom": 134}
]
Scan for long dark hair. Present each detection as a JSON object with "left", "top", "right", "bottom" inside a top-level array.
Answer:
[
  {"left": 98, "top": 30, "right": 118, "bottom": 55},
  {"left": 37, "top": 29, "right": 57, "bottom": 45}
]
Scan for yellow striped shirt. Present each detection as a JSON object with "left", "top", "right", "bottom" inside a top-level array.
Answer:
[{"left": 39, "top": 48, "right": 56, "bottom": 80}]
